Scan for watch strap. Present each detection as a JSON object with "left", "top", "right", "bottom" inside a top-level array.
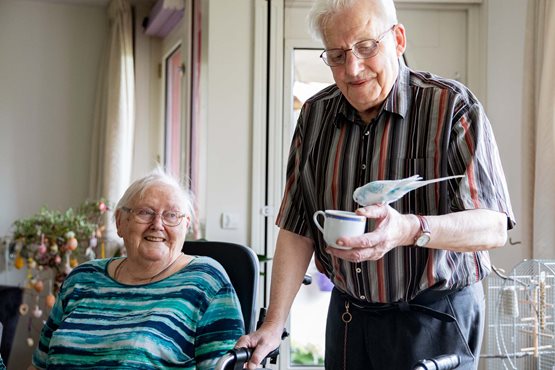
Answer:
[{"left": 415, "top": 215, "right": 431, "bottom": 246}]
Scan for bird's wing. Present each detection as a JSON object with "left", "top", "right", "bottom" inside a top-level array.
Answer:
[
  {"left": 369, "top": 175, "right": 422, "bottom": 193},
  {"left": 396, "top": 175, "right": 423, "bottom": 188},
  {"left": 383, "top": 175, "right": 463, "bottom": 203}
]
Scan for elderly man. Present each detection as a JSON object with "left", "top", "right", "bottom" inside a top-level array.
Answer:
[{"left": 237, "top": 0, "right": 515, "bottom": 369}]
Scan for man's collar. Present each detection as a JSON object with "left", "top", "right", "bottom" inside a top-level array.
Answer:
[
  {"left": 383, "top": 58, "right": 410, "bottom": 119},
  {"left": 334, "top": 96, "right": 359, "bottom": 127}
]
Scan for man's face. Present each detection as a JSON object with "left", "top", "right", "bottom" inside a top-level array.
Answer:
[{"left": 323, "top": 1, "right": 405, "bottom": 121}]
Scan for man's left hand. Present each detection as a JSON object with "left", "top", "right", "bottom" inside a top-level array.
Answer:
[{"left": 328, "top": 204, "right": 417, "bottom": 262}]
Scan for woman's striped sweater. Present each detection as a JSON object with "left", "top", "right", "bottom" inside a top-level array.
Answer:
[{"left": 32, "top": 256, "right": 244, "bottom": 369}]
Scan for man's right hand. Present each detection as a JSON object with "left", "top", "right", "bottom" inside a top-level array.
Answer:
[{"left": 235, "top": 322, "right": 284, "bottom": 369}]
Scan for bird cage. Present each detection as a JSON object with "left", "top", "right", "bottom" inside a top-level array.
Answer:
[{"left": 482, "top": 260, "right": 555, "bottom": 369}]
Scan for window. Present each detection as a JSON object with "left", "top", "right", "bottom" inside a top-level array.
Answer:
[{"left": 164, "top": 46, "right": 184, "bottom": 179}]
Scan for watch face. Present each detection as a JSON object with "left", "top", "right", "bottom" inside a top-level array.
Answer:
[{"left": 416, "top": 233, "right": 431, "bottom": 247}]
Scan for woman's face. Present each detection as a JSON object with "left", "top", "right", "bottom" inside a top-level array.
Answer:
[{"left": 116, "top": 183, "right": 190, "bottom": 263}]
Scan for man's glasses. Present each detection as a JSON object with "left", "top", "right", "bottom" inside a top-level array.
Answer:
[
  {"left": 320, "top": 25, "right": 396, "bottom": 67},
  {"left": 122, "top": 207, "right": 185, "bottom": 227}
]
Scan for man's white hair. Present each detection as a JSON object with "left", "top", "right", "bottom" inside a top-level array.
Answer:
[{"left": 307, "top": 0, "right": 398, "bottom": 42}]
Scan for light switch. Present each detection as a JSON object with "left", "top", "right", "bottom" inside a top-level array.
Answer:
[{"left": 221, "top": 212, "right": 240, "bottom": 229}]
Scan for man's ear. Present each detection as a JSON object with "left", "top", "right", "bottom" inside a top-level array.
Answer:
[{"left": 393, "top": 23, "right": 406, "bottom": 56}]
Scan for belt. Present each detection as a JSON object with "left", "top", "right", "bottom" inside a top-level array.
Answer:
[{"left": 338, "top": 287, "right": 462, "bottom": 323}]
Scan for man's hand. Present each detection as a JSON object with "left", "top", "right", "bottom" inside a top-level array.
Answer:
[
  {"left": 329, "top": 206, "right": 508, "bottom": 261},
  {"left": 235, "top": 322, "right": 284, "bottom": 369},
  {"left": 329, "top": 204, "right": 418, "bottom": 262}
]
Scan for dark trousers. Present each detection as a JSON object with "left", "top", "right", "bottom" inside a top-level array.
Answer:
[{"left": 325, "top": 283, "right": 485, "bottom": 370}]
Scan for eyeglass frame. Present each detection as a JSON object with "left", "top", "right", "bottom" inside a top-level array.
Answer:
[
  {"left": 319, "top": 24, "right": 397, "bottom": 67},
  {"left": 121, "top": 207, "right": 186, "bottom": 227}
]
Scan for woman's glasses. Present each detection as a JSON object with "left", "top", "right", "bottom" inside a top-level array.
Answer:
[{"left": 122, "top": 207, "right": 185, "bottom": 227}]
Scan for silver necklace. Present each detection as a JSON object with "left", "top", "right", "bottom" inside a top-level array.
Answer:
[{"left": 114, "top": 253, "right": 183, "bottom": 283}]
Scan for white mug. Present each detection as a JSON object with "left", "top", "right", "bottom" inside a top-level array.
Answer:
[{"left": 313, "top": 210, "right": 366, "bottom": 250}]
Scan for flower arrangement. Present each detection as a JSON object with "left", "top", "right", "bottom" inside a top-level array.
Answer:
[
  {"left": 1, "top": 200, "right": 111, "bottom": 348},
  {"left": 9, "top": 199, "right": 110, "bottom": 297}
]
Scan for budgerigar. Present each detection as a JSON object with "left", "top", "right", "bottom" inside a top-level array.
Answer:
[{"left": 353, "top": 174, "right": 465, "bottom": 206}]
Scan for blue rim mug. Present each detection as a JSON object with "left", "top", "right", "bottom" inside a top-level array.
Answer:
[{"left": 313, "top": 210, "right": 366, "bottom": 250}]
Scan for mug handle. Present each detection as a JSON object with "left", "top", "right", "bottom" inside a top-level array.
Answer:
[{"left": 313, "top": 211, "right": 325, "bottom": 234}]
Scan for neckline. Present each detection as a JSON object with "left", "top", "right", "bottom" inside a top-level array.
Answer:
[{"left": 111, "top": 253, "right": 192, "bottom": 285}]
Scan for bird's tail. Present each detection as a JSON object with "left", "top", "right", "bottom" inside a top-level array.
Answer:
[{"left": 410, "top": 175, "right": 464, "bottom": 190}]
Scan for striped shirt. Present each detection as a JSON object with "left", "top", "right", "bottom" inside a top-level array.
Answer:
[
  {"left": 277, "top": 61, "right": 515, "bottom": 304},
  {"left": 32, "top": 256, "right": 244, "bottom": 369}
]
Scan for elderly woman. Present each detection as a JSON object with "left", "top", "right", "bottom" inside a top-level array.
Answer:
[{"left": 32, "top": 168, "right": 244, "bottom": 369}]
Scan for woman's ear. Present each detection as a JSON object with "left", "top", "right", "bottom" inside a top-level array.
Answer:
[
  {"left": 115, "top": 209, "right": 124, "bottom": 237},
  {"left": 184, "top": 215, "right": 191, "bottom": 230}
]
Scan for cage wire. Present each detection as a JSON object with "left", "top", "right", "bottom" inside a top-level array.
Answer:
[{"left": 483, "top": 260, "right": 555, "bottom": 370}]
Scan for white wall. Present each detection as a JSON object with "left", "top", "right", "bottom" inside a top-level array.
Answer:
[
  {"left": 0, "top": 1, "right": 108, "bottom": 368},
  {"left": 0, "top": 0, "right": 107, "bottom": 237},
  {"left": 486, "top": 0, "right": 530, "bottom": 270},
  {"left": 203, "top": 0, "right": 254, "bottom": 244}
]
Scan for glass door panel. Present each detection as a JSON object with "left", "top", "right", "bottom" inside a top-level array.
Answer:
[{"left": 287, "top": 48, "right": 333, "bottom": 368}]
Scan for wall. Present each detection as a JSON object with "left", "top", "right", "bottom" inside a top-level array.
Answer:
[
  {"left": 486, "top": 0, "right": 530, "bottom": 271},
  {"left": 203, "top": 0, "right": 253, "bottom": 244},
  {"left": 0, "top": 1, "right": 107, "bottom": 368},
  {"left": 0, "top": 0, "right": 107, "bottom": 238}
]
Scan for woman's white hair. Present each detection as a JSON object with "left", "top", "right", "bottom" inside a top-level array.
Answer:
[
  {"left": 307, "top": 0, "right": 398, "bottom": 42},
  {"left": 116, "top": 166, "right": 195, "bottom": 230}
]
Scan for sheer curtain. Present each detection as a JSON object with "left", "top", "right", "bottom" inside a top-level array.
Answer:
[
  {"left": 524, "top": 0, "right": 555, "bottom": 258},
  {"left": 89, "top": 0, "right": 135, "bottom": 243}
]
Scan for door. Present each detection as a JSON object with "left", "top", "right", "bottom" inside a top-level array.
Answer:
[{"left": 277, "top": 2, "right": 481, "bottom": 369}]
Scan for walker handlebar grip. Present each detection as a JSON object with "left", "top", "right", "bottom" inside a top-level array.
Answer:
[
  {"left": 412, "top": 354, "right": 461, "bottom": 370},
  {"left": 214, "top": 347, "right": 252, "bottom": 370},
  {"left": 214, "top": 346, "right": 281, "bottom": 370}
]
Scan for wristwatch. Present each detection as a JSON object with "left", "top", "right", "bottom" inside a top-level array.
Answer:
[{"left": 414, "top": 215, "right": 431, "bottom": 247}]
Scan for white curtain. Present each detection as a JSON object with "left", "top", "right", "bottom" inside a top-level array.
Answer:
[
  {"left": 89, "top": 0, "right": 135, "bottom": 242},
  {"left": 525, "top": 0, "right": 555, "bottom": 258}
]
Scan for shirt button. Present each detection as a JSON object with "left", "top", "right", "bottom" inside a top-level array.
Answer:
[
  {"left": 356, "top": 267, "right": 362, "bottom": 273},
  {"left": 361, "top": 164, "right": 366, "bottom": 170},
  {"left": 364, "top": 131, "right": 369, "bottom": 136},
  {"left": 360, "top": 295, "right": 366, "bottom": 300}
]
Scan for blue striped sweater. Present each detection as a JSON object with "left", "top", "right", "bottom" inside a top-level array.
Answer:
[{"left": 32, "top": 256, "right": 244, "bottom": 369}]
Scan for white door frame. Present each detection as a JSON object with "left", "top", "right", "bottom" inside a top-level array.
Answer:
[{"left": 251, "top": 1, "right": 487, "bottom": 369}]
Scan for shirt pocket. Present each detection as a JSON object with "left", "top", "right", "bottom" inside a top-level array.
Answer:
[{"left": 386, "top": 157, "right": 450, "bottom": 215}]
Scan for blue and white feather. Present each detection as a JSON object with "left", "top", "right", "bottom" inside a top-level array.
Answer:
[{"left": 353, "top": 174, "right": 464, "bottom": 206}]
